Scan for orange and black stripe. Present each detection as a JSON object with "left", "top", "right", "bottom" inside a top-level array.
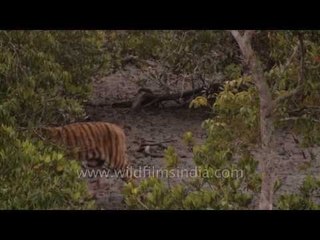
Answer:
[{"left": 42, "top": 122, "right": 129, "bottom": 171}]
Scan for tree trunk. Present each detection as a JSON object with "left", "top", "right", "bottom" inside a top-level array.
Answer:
[{"left": 230, "top": 30, "right": 275, "bottom": 210}]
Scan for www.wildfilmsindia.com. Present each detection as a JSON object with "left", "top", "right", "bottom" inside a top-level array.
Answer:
[{"left": 78, "top": 166, "right": 244, "bottom": 179}]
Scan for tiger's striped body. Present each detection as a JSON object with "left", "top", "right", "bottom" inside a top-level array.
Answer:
[{"left": 42, "top": 122, "right": 129, "bottom": 171}]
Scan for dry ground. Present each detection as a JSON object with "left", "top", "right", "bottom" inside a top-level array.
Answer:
[{"left": 85, "top": 65, "right": 320, "bottom": 209}]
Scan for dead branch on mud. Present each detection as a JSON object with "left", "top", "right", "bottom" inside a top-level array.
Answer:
[{"left": 111, "top": 83, "right": 223, "bottom": 111}]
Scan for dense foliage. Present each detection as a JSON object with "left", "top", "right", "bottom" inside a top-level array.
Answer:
[
  {"left": 0, "top": 31, "right": 107, "bottom": 209},
  {"left": 105, "top": 30, "right": 239, "bottom": 79},
  {"left": 1, "top": 30, "right": 320, "bottom": 209},
  {"left": 0, "top": 31, "right": 108, "bottom": 127}
]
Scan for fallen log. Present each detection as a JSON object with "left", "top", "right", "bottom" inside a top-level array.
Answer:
[{"left": 111, "top": 83, "right": 223, "bottom": 110}]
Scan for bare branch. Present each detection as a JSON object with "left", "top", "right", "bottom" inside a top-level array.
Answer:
[
  {"left": 279, "top": 116, "right": 320, "bottom": 123},
  {"left": 281, "top": 45, "right": 299, "bottom": 72},
  {"left": 273, "top": 85, "right": 303, "bottom": 106},
  {"left": 275, "top": 35, "right": 305, "bottom": 106},
  {"left": 230, "top": 30, "right": 255, "bottom": 45},
  {"left": 230, "top": 29, "right": 275, "bottom": 210},
  {"left": 143, "top": 152, "right": 164, "bottom": 158},
  {"left": 137, "top": 198, "right": 150, "bottom": 210},
  {"left": 139, "top": 139, "right": 177, "bottom": 147},
  {"left": 298, "top": 33, "right": 305, "bottom": 85},
  {"left": 230, "top": 30, "right": 241, "bottom": 39},
  {"left": 230, "top": 30, "right": 256, "bottom": 62}
]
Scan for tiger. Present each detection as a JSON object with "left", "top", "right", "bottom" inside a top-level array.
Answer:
[{"left": 40, "top": 121, "right": 131, "bottom": 181}]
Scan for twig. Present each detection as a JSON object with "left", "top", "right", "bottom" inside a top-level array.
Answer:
[
  {"left": 137, "top": 198, "right": 150, "bottom": 210},
  {"left": 140, "top": 139, "right": 177, "bottom": 146},
  {"left": 32, "top": 129, "right": 47, "bottom": 141},
  {"left": 279, "top": 117, "right": 320, "bottom": 123},
  {"left": 281, "top": 45, "right": 299, "bottom": 72},
  {"left": 143, "top": 151, "right": 164, "bottom": 158},
  {"left": 274, "top": 35, "right": 305, "bottom": 106},
  {"left": 273, "top": 85, "right": 303, "bottom": 106},
  {"left": 142, "top": 97, "right": 161, "bottom": 108},
  {"left": 298, "top": 33, "right": 305, "bottom": 85}
]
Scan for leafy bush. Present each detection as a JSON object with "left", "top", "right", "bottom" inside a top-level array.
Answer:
[
  {"left": 0, "top": 31, "right": 108, "bottom": 209},
  {"left": 277, "top": 176, "right": 320, "bottom": 210},
  {"left": 0, "top": 30, "right": 108, "bottom": 127},
  {"left": 0, "top": 125, "right": 95, "bottom": 209}
]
